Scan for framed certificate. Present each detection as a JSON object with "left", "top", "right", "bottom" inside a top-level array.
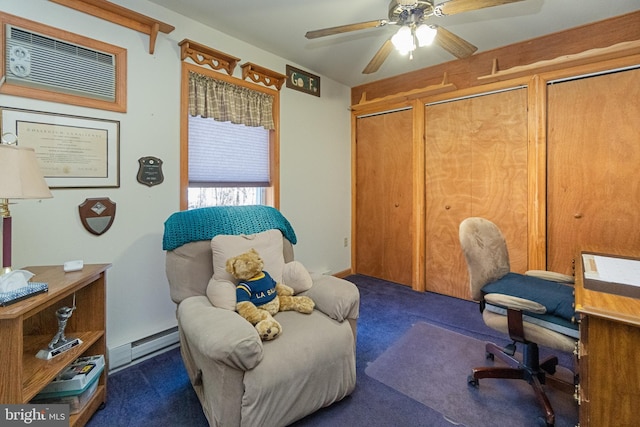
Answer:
[{"left": 1, "top": 107, "right": 120, "bottom": 188}]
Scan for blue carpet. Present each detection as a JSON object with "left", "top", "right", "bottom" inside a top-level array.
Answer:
[{"left": 87, "top": 275, "right": 575, "bottom": 426}]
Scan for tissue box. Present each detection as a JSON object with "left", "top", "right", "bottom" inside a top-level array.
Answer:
[{"left": 0, "top": 282, "right": 48, "bottom": 306}]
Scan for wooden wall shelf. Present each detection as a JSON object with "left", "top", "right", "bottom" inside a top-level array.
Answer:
[
  {"left": 241, "top": 62, "right": 286, "bottom": 90},
  {"left": 478, "top": 40, "right": 640, "bottom": 83},
  {"left": 179, "top": 39, "right": 241, "bottom": 76},
  {"left": 351, "top": 72, "right": 456, "bottom": 112},
  {"left": 49, "top": 0, "right": 175, "bottom": 54}
]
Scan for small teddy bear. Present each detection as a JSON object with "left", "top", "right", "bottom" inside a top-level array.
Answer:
[{"left": 226, "top": 248, "right": 315, "bottom": 340}]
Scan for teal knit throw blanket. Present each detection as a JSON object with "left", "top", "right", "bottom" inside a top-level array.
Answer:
[{"left": 162, "top": 205, "right": 297, "bottom": 251}]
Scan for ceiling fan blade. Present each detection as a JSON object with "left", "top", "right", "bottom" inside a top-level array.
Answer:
[
  {"left": 436, "top": 0, "right": 525, "bottom": 16},
  {"left": 433, "top": 25, "right": 477, "bottom": 59},
  {"left": 305, "top": 20, "right": 388, "bottom": 39},
  {"left": 362, "top": 39, "right": 394, "bottom": 74}
]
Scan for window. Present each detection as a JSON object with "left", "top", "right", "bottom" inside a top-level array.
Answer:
[
  {"left": 180, "top": 62, "right": 280, "bottom": 210},
  {"left": 187, "top": 116, "right": 269, "bottom": 209}
]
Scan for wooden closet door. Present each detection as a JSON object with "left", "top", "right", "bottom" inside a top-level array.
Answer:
[
  {"left": 355, "top": 109, "right": 413, "bottom": 285},
  {"left": 424, "top": 101, "right": 471, "bottom": 298},
  {"left": 425, "top": 89, "right": 528, "bottom": 299},
  {"left": 547, "top": 68, "right": 640, "bottom": 274}
]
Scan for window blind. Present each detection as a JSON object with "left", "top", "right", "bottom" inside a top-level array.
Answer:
[{"left": 188, "top": 115, "right": 270, "bottom": 187}]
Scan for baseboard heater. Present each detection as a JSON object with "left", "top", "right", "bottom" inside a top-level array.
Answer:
[{"left": 108, "top": 326, "right": 180, "bottom": 372}]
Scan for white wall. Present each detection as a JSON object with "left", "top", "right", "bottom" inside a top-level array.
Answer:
[{"left": 0, "top": 0, "right": 352, "bottom": 351}]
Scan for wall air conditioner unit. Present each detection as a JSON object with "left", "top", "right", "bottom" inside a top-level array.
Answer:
[{"left": 5, "top": 24, "right": 116, "bottom": 102}]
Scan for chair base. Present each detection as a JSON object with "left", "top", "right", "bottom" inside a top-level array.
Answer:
[{"left": 467, "top": 341, "right": 574, "bottom": 427}]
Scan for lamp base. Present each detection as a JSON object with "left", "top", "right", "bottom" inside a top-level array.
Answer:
[{"left": 2, "top": 213, "right": 12, "bottom": 275}]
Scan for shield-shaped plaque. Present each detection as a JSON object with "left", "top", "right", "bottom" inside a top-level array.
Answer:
[
  {"left": 137, "top": 156, "right": 164, "bottom": 187},
  {"left": 79, "top": 198, "right": 116, "bottom": 236}
]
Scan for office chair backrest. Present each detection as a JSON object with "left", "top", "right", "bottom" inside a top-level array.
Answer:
[{"left": 459, "top": 217, "right": 511, "bottom": 301}]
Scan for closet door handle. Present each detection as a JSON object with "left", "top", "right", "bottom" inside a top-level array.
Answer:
[
  {"left": 445, "top": 205, "right": 451, "bottom": 210},
  {"left": 574, "top": 213, "right": 583, "bottom": 219}
]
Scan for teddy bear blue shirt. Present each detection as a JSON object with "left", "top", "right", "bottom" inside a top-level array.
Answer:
[{"left": 236, "top": 271, "right": 278, "bottom": 306}]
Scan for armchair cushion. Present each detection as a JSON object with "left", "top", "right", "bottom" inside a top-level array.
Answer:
[
  {"left": 241, "top": 310, "right": 356, "bottom": 427},
  {"left": 282, "top": 260, "right": 313, "bottom": 293},
  {"left": 206, "top": 278, "right": 237, "bottom": 311},
  {"left": 482, "top": 272, "right": 576, "bottom": 322}
]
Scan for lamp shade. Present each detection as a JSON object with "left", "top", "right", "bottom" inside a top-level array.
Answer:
[
  {"left": 391, "top": 26, "right": 415, "bottom": 55},
  {"left": 0, "top": 144, "right": 52, "bottom": 199},
  {"left": 416, "top": 24, "right": 437, "bottom": 47}
]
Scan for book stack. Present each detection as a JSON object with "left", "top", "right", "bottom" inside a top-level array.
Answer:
[{"left": 31, "top": 355, "right": 104, "bottom": 413}]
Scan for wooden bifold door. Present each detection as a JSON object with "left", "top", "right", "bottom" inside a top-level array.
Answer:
[
  {"left": 355, "top": 108, "right": 414, "bottom": 286},
  {"left": 424, "top": 88, "right": 529, "bottom": 299},
  {"left": 547, "top": 67, "right": 640, "bottom": 274}
]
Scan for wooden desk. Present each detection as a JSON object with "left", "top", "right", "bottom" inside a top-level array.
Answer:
[{"left": 575, "top": 255, "right": 640, "bottom": 427}]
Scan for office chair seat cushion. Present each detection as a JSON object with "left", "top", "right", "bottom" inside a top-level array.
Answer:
[
  {"left": 482, "top": 272, "right": 576, "bottom": 322},
  {"left": 482, "top": 309, "right": 577, "bottom": 352},
  {"left": 484, "top": 303, "right": 579, "bottom": 338}
]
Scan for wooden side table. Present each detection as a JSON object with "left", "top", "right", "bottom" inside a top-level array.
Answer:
[{"left": 0, "top": 264, "right": 111, "bottom": 427}]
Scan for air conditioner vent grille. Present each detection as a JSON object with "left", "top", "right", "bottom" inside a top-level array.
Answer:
[
  {"left": 5, "top": 25, "right": 116, "bottom": 101},
  {"left": 10, "top": 27, "right": 114, "bottom": 66}
]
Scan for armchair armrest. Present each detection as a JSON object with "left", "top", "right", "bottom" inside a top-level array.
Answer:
[
  {"left": 484, "top": 293, "right": 546, "bottom": 314},
  {"left": 178, "top": 296, "right": 263, "bottom": 371},
  {"left": 525, "top": 270, "right": 574, "bottom": 284},
  {"left": 301, "top": 275, "right": 359, "bottom": 322}
]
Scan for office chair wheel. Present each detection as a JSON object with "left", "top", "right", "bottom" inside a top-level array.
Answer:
[{"left": 467, "top": 375, "right": 479, "bottom": 388}]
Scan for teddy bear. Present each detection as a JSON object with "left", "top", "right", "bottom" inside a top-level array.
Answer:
[{"left": 226, "top": 248, "right": 315, "bottom": 340}]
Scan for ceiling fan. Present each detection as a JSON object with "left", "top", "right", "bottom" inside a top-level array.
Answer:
[{"left": 305, "top": 0, "right": 525, "bottom": 74}]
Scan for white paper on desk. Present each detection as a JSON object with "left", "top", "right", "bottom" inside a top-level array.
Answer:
[{"left": 585, "top": 254, "right": 640, "bottom": 287}]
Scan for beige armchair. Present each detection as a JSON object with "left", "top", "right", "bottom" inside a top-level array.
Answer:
[
  {"left": 164, "top": 206, "right": 359, "bottom": 427},
  {"left": 458, "top": 217, "right": 578, "bottom": 427}
]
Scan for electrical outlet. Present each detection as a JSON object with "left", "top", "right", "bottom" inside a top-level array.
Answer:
[{"left": 343, "top": 237, "right": 348, "bottom": 247}]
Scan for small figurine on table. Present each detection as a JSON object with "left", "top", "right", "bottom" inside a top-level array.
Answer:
[
  {"left": 47, "top": 306, "right": 75, "bottom": 349},
  {"left": 36, "top": 305, "right": 82, "bottom": 360}
]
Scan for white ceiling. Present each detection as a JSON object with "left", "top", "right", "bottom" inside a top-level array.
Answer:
[{"left": 148, "top": 0, "right": 640, "bottom": 88}]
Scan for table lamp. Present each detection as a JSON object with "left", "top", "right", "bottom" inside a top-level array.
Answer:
[{"left": 0, "top": 140, "right": 53, "bottom": 275}]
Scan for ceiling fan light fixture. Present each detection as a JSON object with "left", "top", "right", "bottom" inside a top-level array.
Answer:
[
  {"left": 391, "top": 25, "right": 415, "bottom": 55},
  {"left": 415, "top": 24, "right": 437, "bottom": 47}
]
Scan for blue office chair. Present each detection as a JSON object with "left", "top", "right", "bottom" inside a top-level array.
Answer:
[{"left": 459, "top": 217, "right": 578, "bottom": 427}]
